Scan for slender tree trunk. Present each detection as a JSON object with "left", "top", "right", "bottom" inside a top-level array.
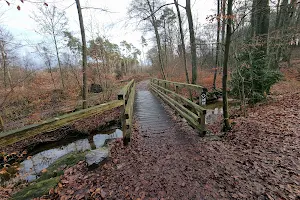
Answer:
[
  {"left": 174, "top": 0, "right": 190, "bottom": 84},
  {"left": 69, "top": 63, "right": 81, "bottom": 90},
  {"left": 1, "top": 51, "right": 7, "bottom": 89},
  {"left": 53, "top": 34, "right": 65, "bottom": 89},
  {"left": 163, "top": 19, "right": 168, "bottom": 68},
  {"left": 146, "top": 0, "right": 166, "bottom": 80},
  {"left": 213, "top": 0, "right": 221, "bottom": 89},
  {"left": 186, "top": 0, "right": 197, "bottom": 84},
  {"left": 222, "top": 0, "right": 233, "bottom": 131},
  {"left": 221, "top": 0, "right": 226, "bottom": 48},
  {"left": 75, "top": 0, "right": 88, "bottom": 109}
]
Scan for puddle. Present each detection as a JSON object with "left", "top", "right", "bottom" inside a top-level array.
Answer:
[
  {"left": 205, "top": 107, "right": 223, "bottom": 124},
  {"left": 204, "top": 100, "right": 239, "bottom": 124},
  {"left": 17, "top": 129, "right": 122, "bottom": 182}
]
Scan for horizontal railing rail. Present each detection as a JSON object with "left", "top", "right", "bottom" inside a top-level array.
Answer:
[
  {"left": 0, "top": 79, "right": 136, "bottom": 147},
  {"left": 152, "top": 78, "right": 208, "bottom": 106},
  {"left": 0, "top": 100, "right": 124, "bottom": 147},
  {"left": 118, "top": 79, "right": 136, "bottom": 144},
  {"left": 150, "top": 78, "right": 207, "bottom": 136}
]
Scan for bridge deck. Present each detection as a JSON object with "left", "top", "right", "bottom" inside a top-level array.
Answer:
[
  {"left": 98, "top": 81, "right": 215, "bottom": 199},
  {"left": 135, "top": 84, "right": 173, "bottom": 134}
]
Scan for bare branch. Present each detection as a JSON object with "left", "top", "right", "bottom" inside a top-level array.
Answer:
[
  {"left": 81, "top": 7, "right": 117, "bottom": 13},
  {"left": 142, "top": 3, "right": 185, "bottom": 21}
]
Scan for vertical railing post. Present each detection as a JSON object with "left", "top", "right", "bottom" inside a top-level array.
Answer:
[
  {"left": 198, "top": 110, "right": 206, "bottom": 136},
  {"left": 199, "top": 88, "right": 207, "bottom": 106},
  {"left": 118, "top": 91, "right": 127, "bottom": 141},
  {"left": 174, "top": 84, "right": 179, "bottom": 101}
]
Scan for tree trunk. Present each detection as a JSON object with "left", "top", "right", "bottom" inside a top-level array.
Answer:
[
  {"left": 222, "top": 0, "right": 233, "bottom": 131},
  {"left": 163, "top": 19, "right": 168, "bottom": 68},
  {"left": 75, "top": 0, "right": 88, "bottom": 109},
  {"left": 251, "top": 0, "right": 270, "bottom": 37},
  {"left": 53, "top": 34, "right": 65, "bottom": 89},
  {"left": 186, "top": 0, "right": 197, "bottom": 84},
  {"left": 174, "top": 0, "right": 190, "bottom": 84},
  {"left": 213, "top": 0, "right": 221, "bottom": 89},
  {"left": 221, "top": 0, "right": 226, "bottom": 54},
  {"left": 1, "top": 49, "right": 7, "bottom": 89},
  {"left": 146, "top": 0, "right": 166, "bottom": 80}
]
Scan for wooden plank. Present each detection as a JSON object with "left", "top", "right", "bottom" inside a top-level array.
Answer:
[
  {"left": 125, "top": 83, "right": 136, "bottom": 133},
  {"left": 151, "top": 82, "right": 206, "bottom": 114},
  {"left": 118, "top": 79, "right": 134, "bottom": 102},
  {"left": 125, "top": 83, "right": 136, "bottom": 120},
  {"left": 151, "top": 83, "right": 199, "bottom": 120},
  {"left": 0, "top": 100, "right": 124, "bottom": 147},
  {"left": 152, "top": 78, "right": 206, "bottom": 92},
  {"left": 151, "top": 85, "right": 204, "bottom": 132}
]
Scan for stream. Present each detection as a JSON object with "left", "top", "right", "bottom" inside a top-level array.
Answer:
[
  {"left": 20, "top": 129, "right": 122, "bottom": 182},
  {"left": 205, "top": 101, "right": 223, "bottom": 124},
  {"left": 1, "top": 129, "right": 123, "bottom": 185}
]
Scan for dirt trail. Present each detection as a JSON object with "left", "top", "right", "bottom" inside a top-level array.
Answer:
[
  {"left": 99, "top": 81, "right": 299, "bottom": 200},
  {"left": 28, "top": 80, "right": 299, "bottom": 200}
]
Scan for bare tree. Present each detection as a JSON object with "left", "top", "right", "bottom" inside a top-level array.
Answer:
[
  {"left": 36, "top": 45, "right": 56, "bottom": 89},
  {"left": 174, "top": 0, "right": 190, "bottom": 84},
  {"left": 186, "top": 0, "right": 197, "bottom": 84},
  {"left": 75, "top": 0, "right": 88, "bottom": 109},
  {"left": 32, "top": 5, "right": 68, "bottom": 89},
  {"left": 0, "top": 27, "right": 17, "bottom": 91},
  {"left": 213, "top": 0, "right": 221, "bottom": 89},
  {"left": 222, "top": 0, "right": 233, "bottom": 131},
  {"left": 128, "top": 0, "right": 166, "bottom": 79}
]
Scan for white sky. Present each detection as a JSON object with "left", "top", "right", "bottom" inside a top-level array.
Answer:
[{"left": 0, "top": 0, "right": 215, "bottom": 62}]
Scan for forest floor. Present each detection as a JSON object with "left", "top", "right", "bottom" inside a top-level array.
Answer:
[
  {"left": 26, "top": 69, "right": 299, "bottom": 200},
  {"left": 1, "top": 67, "right": 300, "bottom": 199}
]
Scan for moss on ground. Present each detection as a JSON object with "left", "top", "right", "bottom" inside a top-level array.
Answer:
[
  {"left": 12, "top": 151, "right": 86, "bottom": 200},
  {"left": 12, "top": 177, "right": 59, "bottom": 200},
  {"left": 39, "top": 151, "right": 86, "bottom": 181}
]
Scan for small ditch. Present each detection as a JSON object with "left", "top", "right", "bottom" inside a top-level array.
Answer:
[
  {"left": 0, "top": 128, "right": 123, "bottom": 186},
  {"left": 204, "top": 100, "right": 240, "bottom": 124}
]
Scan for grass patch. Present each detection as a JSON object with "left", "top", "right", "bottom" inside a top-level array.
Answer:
[{"left": 12, "top": 177, "right": 59, "bottom": 200}]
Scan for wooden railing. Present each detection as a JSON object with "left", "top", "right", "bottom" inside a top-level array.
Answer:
[
  {"left": 0, "top": 79, "right": 136, "bottom": 147},
  {"left": 118, "top": 79, "right": 136, "bottom": 144},
  {"left": 150, "top": 78, "right": 207, "bottom": 136}
]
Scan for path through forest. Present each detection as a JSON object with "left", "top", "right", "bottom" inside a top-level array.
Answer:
[{"left": 32, "top": 80, "right": 299, "bottom": 200}]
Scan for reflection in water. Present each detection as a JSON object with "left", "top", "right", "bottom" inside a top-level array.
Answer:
[
  {"left": 205, "top": 107, "right": 223, "bottom": 124},
  {"left": 19, "top": 129, "right": 123, "bottom": 182}
]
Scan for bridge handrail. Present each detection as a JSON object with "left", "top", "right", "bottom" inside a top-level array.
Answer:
[
  {"left": 118, "top": 79, "right": 136, "bottom": 144},
  {"left": 150, "top": 78, "right": 206, "bottom": 136},
  {"left": 0, "top": 79, "right": 136, "bottom": 147},
  {"left": 152, "top": 78, "right": 207, "bottom": 91},
  {"left": 0, "top": 100, "right": 124, "bottom": 147}
]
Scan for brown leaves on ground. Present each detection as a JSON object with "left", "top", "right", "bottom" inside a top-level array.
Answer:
[
  {"left": 3, "top": 78, "right": 300, "bottom": 199},
  {"left": 41, "top": 80, "right": 299, "bottom": 200}
]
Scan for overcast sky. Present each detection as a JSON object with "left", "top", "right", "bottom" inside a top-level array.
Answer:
[{"left": 0, "top": 0, "right": 215, "bottom": 64}]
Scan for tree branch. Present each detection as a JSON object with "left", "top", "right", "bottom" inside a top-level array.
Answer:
[
  {"left": 142, "top": 3, "right": 185, "bottom": 21},
  {"left": 81, "top": 7, "right": 117, "bottom": 13}
]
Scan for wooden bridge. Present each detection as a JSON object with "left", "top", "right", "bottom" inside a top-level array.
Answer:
[{"left": 0, "top": 79, "right": 207, "bottom": 148}]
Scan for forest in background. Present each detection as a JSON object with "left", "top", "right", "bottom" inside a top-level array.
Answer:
[{"left": 0, "top": 0, "right": 300, "bottom": 132}]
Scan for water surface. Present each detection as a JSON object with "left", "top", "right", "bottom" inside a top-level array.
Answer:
[{"left": 19, "top": 129, "right": 122, "bottom": 182}]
